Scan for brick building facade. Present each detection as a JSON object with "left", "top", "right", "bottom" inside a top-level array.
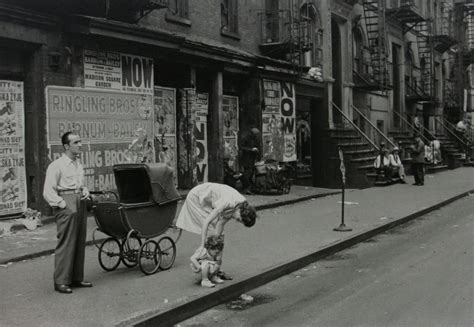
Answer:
[{"left": 0, "top": 0, "right": 468, "bottom": 218}]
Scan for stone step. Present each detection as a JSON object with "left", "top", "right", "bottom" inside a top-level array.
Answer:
[
  {"left": 345, "top": 149, "right": 379, "bottom": 157},
  {"left": 358, "top": 164, "right": 375, "bottom": 171},
  {"left": 350, "top": 156, "right": 377, "bottom": 163}
]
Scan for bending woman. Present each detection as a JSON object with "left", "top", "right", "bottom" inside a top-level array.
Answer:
[{"left": 176, "top": 182, "right": 257, "bottom": 280}]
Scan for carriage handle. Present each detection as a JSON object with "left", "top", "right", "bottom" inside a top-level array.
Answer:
[{"left": 89, "top": 190, "right": 119, "bottom": 201}]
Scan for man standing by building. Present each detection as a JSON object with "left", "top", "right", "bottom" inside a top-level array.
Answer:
[
  {"left": 239, "top": 127, "right": 261, "bottom": 194},
  {"left": 411, "top": 135, "right": 425, "bottom": 186},
  {"left": 43, "top": 132, "right": 92, "bottom": 294}
]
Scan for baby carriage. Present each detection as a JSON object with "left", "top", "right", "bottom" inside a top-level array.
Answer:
[
  {"left": 251, "top": 159, "right": 292, "bottom": 195},
  {"left": 91, "top": 163, "right": 182, "bottom": 275}
]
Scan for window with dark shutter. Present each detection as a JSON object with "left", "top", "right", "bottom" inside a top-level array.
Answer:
[
  {"left": 168, "top": 0, "right": 188, "bottom": 19},
  {"left": 221, "top": 0, "right": 238, "bottom": 35}
]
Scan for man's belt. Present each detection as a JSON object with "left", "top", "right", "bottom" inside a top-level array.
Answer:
[{"left": 58, "top": 189, "right": 82, "bottom": 195}]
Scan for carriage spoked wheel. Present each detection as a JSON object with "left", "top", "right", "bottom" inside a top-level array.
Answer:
[
  {"left": 158, "top": 236, "right": 176, "bottom": 270},
  {"left": 98, "top": 237, "right": 122, "bottom": 271},
  {"left": 121, "top": 236, "right": 142, "bottom": 268},
  {"left": 138, "top": 240, "right": 162, "bottom": 275},
  {"left": 281, "top": 181, "right": 291, "bottom": 195}
]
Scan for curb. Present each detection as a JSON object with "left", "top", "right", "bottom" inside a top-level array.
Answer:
[
  {"left": 0, "top": 191, "right": 340, "bottom": 265},
  {"left": 127, "top": 190, "right": 473, "bottom": 327}
]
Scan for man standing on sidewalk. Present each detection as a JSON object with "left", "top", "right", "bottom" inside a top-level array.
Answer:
[
  {"left": 411, "top": 136, "right": 425, "bottom": 186},
  {"left": 239, "top": 127, "right": 261, "bottom": 194},
  {"left": 43, "top": 132, "right": 92, "bottom": 294}
]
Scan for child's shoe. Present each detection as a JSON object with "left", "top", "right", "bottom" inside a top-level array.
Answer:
[
  {"left": 201, "top": 279, "right": 215, "bottom": 288},
  {"left": 217, "top": 271, "right": 233, "bottom": 280},
  {"left": 211, "top": 276, "right": 225, "bottom": 284}
]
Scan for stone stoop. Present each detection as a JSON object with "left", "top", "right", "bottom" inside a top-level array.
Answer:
[{"left": 326, "top": 128, "right": 378, "bottom": 189}]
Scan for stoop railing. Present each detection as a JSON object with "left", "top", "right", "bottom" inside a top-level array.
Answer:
[
  {"left": 331, "top": 102, "right": 379, "bottom": 152},
  {"left": 351, "top": 104, "right": 397, "bottom": 149}
]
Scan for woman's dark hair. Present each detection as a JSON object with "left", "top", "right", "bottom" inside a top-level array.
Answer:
[
  {"left": 240, "top": 201, "right": 257, "bottom": 227},
  {"left": 205, "top": 235, "right": 224, "bottom": 251}
]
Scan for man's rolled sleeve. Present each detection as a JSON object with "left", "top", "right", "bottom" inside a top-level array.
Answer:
[{"left": 43, "top": 162, "right": 64, "bottom": 207}]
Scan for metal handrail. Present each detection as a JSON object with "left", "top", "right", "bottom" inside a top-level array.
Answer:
[
  {"left": 442, "top": 117, "right": 456, "bottom": 131},
  {"left": 331, "top": 102, "right": 380, "bottom": 152},
  {"left": 392, "top": 110, "right": 431, "bottom": 145},
  {"left": 435, "top": 117, "right": 469, "bottom": 147},
  {"left": 351, "top": 105, "right": 397, "bottom": 148}
]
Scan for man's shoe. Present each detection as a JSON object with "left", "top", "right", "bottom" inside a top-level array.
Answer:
[
  {"left": 54, "top": 284, "right": 72, "bottom": 294},
  {"left": 71, "top": 281, "right": 93, "bottom": 288},
  {"left": 418, "top": 182, "right": 424, "bottom": 186},
  {"left": 412, "top": 183, "right": 419, "bottom": 185}
]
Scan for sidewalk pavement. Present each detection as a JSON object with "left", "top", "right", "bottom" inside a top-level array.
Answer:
[
  {"left": 1, "top": 168, "right": 473, "bottom": 327},
  {"left": 0, "top": 185, "right": 340, "bottom": 265}
]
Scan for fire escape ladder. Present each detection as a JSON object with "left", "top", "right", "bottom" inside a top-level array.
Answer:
[
  {"left": 415, "top": 19, "right": 435, "bottom": 99},
  {"left": 288, "top": 1, "right": 313, "bottom": 74},
  {"left": 362, "top": 0, "right": 390, "bottom": 91},
  {"left": 258, "top": 3, "right": 313, "bottom": 75}
]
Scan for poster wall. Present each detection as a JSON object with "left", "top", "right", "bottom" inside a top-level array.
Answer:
[
  {"left": 193, "top": 93, "right": 209, "bottom": 183},
  {"left": 262, "top": 79, "right": 296, "bottom": 162},
  {"left": 154, "top": 86, "right": 177, "bottom": 185},
  {"left": 177, "top": 88, "right": 196, "bottom": 189},
  {"left": 46, "top": 86, "right": 154, "bottom": 191},
  {"left": 223, "top": 95, "right": 239, "bottom": 172},
  {"left": 84, "top": 49, "right": 154, "bottom": 95},
  {"left": 0, "top": 81, "right": 27, "bottom": 216}
]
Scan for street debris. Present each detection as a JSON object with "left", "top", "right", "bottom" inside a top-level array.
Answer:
[
  {"left": 0, "top": 208, "right": 42, "bottom": 237},
  {"left": 338, "top": 201, "right": 359, "bottom": 205},
  {"left": 240, "top": 294, "right": 254, "bottom": 302}
]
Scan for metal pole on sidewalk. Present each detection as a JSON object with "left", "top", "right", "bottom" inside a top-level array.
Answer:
[{"left": 334, "top": 148, "right": 352, "bottom": 232}]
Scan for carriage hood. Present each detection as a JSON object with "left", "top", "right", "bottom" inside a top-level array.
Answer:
[{"left": 113, "top": 163, "right": 181, "bottom": 205}]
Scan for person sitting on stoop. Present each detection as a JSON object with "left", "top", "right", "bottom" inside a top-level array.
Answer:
[
  {"left": 388, "top": 147, "right": 406, "bottom": 183},
  {"left": 373, "top": 147, "right": 392, "bottom": 182}
]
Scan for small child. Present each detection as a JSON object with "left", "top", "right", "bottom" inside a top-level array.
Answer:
[{"left": 190, "top": 235, "right": 225, "bottom": 288}]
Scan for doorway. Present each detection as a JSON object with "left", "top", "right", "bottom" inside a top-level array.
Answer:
[{"left": 331, "top": 18, "right": 342, "bottom": 126}]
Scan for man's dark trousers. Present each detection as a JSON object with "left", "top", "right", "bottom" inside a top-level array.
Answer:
[
  {"left": 412, "top": 162, "right": 424, "bottom": 185},
  {"left": 54, "top": 193, "right": 87, "bottom": 285}
]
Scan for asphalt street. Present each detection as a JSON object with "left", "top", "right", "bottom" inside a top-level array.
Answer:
[{"left": 179, "top": 196, "right": 474, "bottom": 327}]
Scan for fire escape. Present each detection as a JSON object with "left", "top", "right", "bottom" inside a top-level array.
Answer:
[
  {"left": 20, "top": 0, "right": 169, "bottom": 23},
  {"left": 258, "top": 4, "right": 313, "bottom": 74},
  {"left": 386, "top": 0, "right": 434, "bottom": 102},
  {"left": 358, "top": 0, "right": 391, "bottom": 91},
  {"left": 414, "top": 19, "right": 436, "bottom": 101},
  {"left": 432, "top": 1, "right": 457, "bottom": 53}
]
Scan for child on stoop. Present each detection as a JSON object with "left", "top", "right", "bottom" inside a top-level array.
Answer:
[{"left": 190, "top": 235, "right": 225, "bottom": 288}]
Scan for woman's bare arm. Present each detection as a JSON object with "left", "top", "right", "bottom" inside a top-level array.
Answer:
[{"left": 200, "top": 208, "right": 221, "bottom": 247}]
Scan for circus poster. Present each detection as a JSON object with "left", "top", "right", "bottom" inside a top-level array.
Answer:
[
  {"left": 223, "top": 95, "right": 239, "bottom": 171},
  {"left": 262, "top": 79, "right": 296, "bottom": 162},
  {"left": 154, "top": 86, "right": 177, "bottom": 184},
  {"left": 0, "top": 81, "right": 27, "bottom": 217}
]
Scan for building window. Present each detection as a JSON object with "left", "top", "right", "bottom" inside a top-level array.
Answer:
[
  {"left": 169, "top": 0, "right": 188, "bottom": 18},
  {"left": 300, "top": 3, "right": 322, "bottom": 67},
  {"left": 221, "top": 0, "right": 238, "bottom": 36},
  {"left": 166, "top": 0, "right": 190, "bottom": 25}
]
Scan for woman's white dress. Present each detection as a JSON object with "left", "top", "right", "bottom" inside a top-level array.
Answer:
[{"left": 176, "top": 183, "right": 246, "bottom": 234}]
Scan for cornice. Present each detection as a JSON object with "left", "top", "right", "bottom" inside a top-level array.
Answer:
[{"left": 0, "top": 4, "right": 58, "bottom": 29}]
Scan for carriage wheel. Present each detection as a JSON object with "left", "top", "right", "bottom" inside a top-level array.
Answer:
[
  {"left": 282, "top": 181, "right": 291, "bottom": 194},
  {"left": 98, "top": 238, "right": 122, "bottom": 271},
  {"left": 121, "top": 236, "right": 142, "bottom": 268},
  {"left": 138, "top": 240, "right": 162, "bottom": 275},
  {"left": 158, "top": 236, "right": 176, "bottom": 270}
]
